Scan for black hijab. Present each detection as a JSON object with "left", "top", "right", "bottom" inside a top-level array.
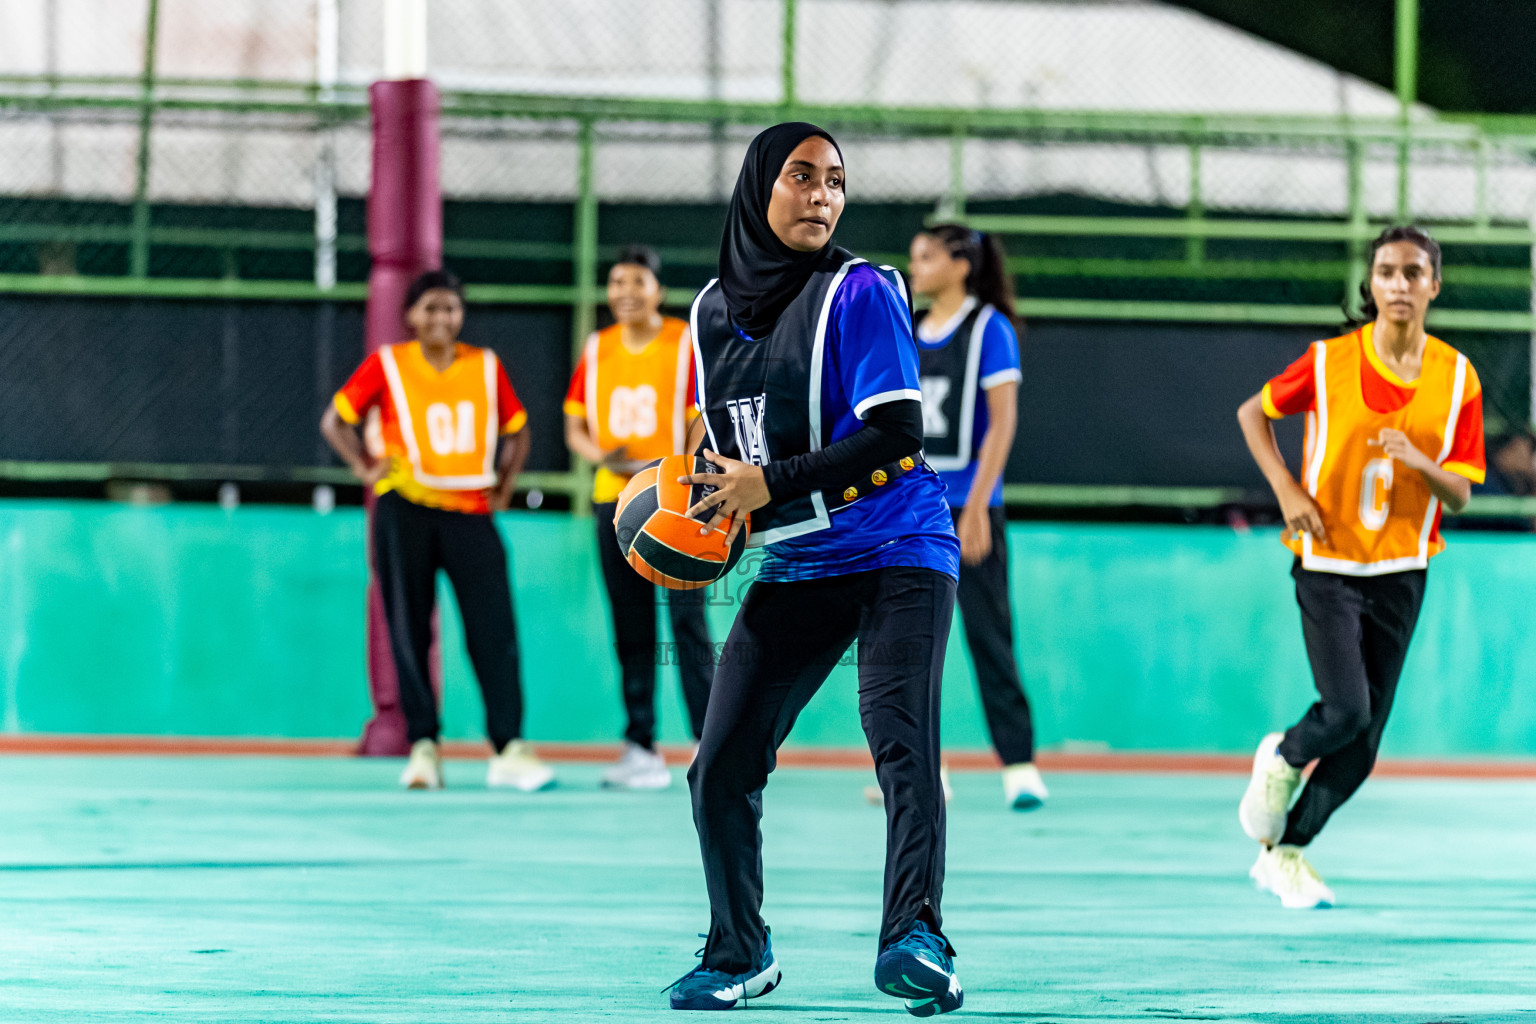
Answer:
[{"left": 718, "top": 122, "right": 843, "bottom": 339}]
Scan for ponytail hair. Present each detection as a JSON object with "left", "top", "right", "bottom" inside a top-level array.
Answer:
[
  {"left": 924, "top": 223, "right": 1018, "bottom": 324},
  {"left": 1344, "top": 224, "right": 1442, "bottom": 329}
]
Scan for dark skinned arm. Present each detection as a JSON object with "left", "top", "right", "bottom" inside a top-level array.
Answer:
[
  {"left": 320, "top": 405, "right": 388, "bottom": 489},
  {"left": 490, "top": 428, "right": 530, "bottom": 512}
]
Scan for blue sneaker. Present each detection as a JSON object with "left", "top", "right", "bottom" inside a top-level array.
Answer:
[
  {"left": 664, "top": 931, "right": 781, "bottom": 1010},
  {"left": 874, "top": 921, "right": 963, "bottom": 1017}
]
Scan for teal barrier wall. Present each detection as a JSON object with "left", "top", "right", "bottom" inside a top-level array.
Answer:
[{"left": 1, "top": 500, "right": 1533, "bottom": 757}]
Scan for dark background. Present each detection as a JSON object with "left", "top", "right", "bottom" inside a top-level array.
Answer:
[
  {"left": 4, "top": 289, "right": 1520, "bottom": 497},
  {"left": 2, "top": 193, "right": 1528, "bottom": 494},
  {"left": 1169, "top": 0, "right": 1536, "bottom": 114}
]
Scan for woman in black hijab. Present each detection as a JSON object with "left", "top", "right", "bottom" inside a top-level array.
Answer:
[{"left": 664, "top": 123, "right": 964, "bottom": 1017}]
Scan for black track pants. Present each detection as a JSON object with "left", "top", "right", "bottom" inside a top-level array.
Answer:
[
  {"left": 953, "top": 506, "right": 1035, "bottom": 765},
  {"left": 1278, "top": 561, "right": 1426, "bottom": 847},
  {"left": 372, "top": 491, "right": 524, "bottom": 752},
  {"left": 595, "top": 501, "right": 714, "bottom": 748},
  {"left": 689, "top": 566, "right": 956, "bottom": 974}
]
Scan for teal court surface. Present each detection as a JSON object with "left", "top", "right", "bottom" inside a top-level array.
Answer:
[{"left": 0, "top": 755, "right": 1533, "bottom": 1023}]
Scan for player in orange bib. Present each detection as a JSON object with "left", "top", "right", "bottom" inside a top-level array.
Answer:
[
  {"left": 564, "top": 245, "right": 713, "bottom": 790},
  {"left": 1234, "top": 227, "right": 1485, "bottom": 908},
  {"left": 321, "top": 269, "right": 554, "bottom": 792}
]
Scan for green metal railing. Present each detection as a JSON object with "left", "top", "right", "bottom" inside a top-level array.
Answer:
[
  {"left": 2, "top": 458, "right": 1531, "bottom": 519},
  {"left": 6, "top": 82, "right": 1533, "bottom": 329}
]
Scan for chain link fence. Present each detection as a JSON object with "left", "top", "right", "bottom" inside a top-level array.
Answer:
[
  {"left": 5, "top": 112, "right": 1535, "bottom": 252},
  {"left": 4, "top": 2, "right": 1536, "bottom": 223},
  {"left": 1, "top": 0, "right": 1534, "bottom": 492},
  {"left": 2, "top": 0, "right": 1533, "bottom": 207}
]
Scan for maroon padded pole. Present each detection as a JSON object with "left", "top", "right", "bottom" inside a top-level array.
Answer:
[{"left": 356, "top": 78, "right": 445, "bottom": 756}]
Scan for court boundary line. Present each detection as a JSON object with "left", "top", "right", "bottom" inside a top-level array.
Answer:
[{"left": 0, "top": 734, "right": 1532, "bottom": 778}]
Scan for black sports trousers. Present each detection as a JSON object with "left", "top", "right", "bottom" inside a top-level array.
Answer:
[
  {"left": 1277, "top": 560, "right": 1426, "bottom": 847},
  {"left": 372, "top": 490, "right": 524, "bottom": 752},
  {"left": 594, "top": 501, "right": 713, "bottom": 749},
  {"left": 690, "top": 565, "right": 956, "bottom": 974},
  {"left": 953, "top": 506, "right": 1035, "bottom": 765}
]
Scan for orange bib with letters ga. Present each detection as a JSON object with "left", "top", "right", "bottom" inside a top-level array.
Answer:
[
  {"left": 379, "top": 341, "right": 501, "bottom": 491},
  {"left": 1287, "top": 329, "right": 1470, "bottom": 575}
]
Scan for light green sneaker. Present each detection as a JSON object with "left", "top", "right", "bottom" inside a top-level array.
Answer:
[
  {"left": 399, "top": 738, "right": 443, "bottom": 790},
  {"left": 1251, "top": 844, "right": 1335, "bottom": 909},
  {"left": 1238, "top": 732, "right": 1301, "bottom": 843},
  {"left": 487, "top": 740, "right": 555, "bottom": 791}
]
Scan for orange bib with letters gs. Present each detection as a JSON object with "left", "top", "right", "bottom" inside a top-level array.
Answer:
[
  {"left": 379, "top": 342, "right": 501, "bottom": 491},
  {"left": 1287, "top": 329, "right": 1469, "bottom": 575}
]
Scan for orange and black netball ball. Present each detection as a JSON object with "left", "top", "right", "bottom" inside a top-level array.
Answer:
[{"left": 614, "top": 454, "right": 749, "bottom": 590}]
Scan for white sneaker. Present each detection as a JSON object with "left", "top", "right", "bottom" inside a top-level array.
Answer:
[
  {"left": 1238, "top": 732, "right": 1302, "bottom": 844},
  {"left": 486, "top": 740, "right": 555, "bottom": 791},
  {"left": 1251, "top": 845, "right": 1335, "bottom": 909},
  {"left": 600, "top": 742, "right": 672, "bottom": 790},
  {"left": 940, "top": 763, "right": 954, "bottom": 803},
  {"left": 1002, "top": 762, "right": 1048, "bottom": 811},
  {"left": 399, "top": 738, "right": 443, "bottom": 790}
]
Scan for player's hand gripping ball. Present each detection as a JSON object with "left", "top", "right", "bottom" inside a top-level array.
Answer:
[{"left": 614, "top": 454, "right": 749, "bottom": 590}]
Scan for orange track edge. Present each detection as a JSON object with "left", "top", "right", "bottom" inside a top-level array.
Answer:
[{"left": 0, "top": 734, "right": 1533, "bottom": 778}]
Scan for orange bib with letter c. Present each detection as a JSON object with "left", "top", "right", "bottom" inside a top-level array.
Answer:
[{"left": 1287, "top": 329, "right": 1469, "bottom": 575}]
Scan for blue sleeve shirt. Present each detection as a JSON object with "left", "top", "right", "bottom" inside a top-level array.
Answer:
[
  {"left": 919, "top": 310, "right": 1022, "bottom": 507},
  {"left": 756, "top": 263, "right": 960, "bottom": 582}
]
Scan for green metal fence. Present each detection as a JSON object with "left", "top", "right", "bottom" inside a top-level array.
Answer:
[{"left": 3, "top": 0, "right": 1535, "bottom": 513}]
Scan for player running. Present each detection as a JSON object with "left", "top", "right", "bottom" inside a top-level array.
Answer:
[{"left": 1235, "top": 226, "right": 1484, "bottom": 908}]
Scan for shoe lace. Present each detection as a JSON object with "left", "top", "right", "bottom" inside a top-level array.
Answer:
[
  {"left": 661, "top": 936, "right": 709, "bottom": 995},
  {"left": 893, "top": 921, "right": 947, "bottom": 959}
]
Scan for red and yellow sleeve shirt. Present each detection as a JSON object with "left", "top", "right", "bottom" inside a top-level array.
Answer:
[{"left": 334, "top": 342, "right": 526, "bottom": 515}]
